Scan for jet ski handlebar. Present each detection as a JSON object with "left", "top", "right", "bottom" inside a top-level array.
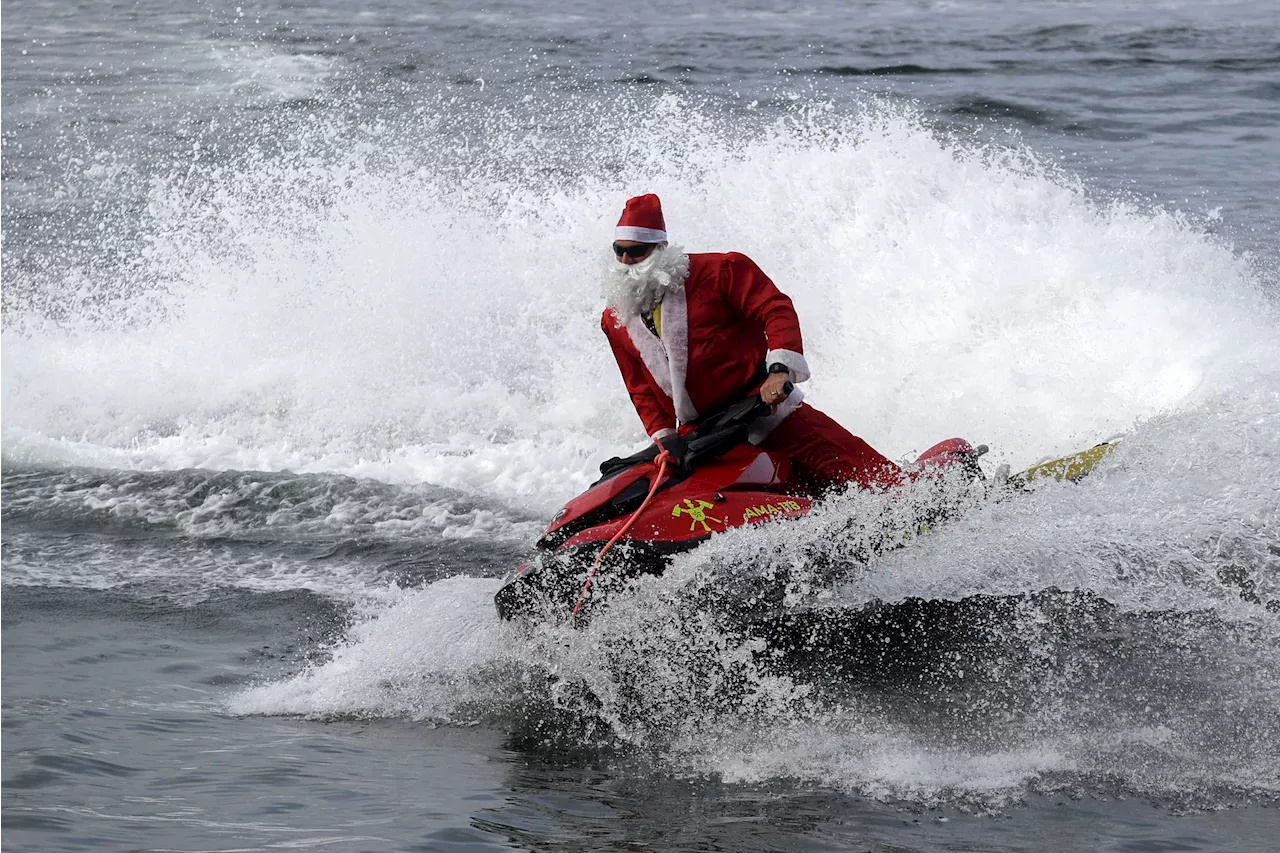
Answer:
[{"left": 596, "top": 382, "right": 793, "bottom": 482}]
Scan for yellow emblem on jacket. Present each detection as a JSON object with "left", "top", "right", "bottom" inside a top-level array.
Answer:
[{"left": 671, "top": 498, "right": 722, "bottom": 533}]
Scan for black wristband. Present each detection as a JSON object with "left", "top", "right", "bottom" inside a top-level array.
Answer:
[{"left": 767, "top": 362, "right": 791, "bottom": 375}]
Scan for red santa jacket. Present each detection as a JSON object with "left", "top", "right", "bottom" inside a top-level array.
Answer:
[{"left": 602, "top": 251, "right": 811, "bottom": 443}]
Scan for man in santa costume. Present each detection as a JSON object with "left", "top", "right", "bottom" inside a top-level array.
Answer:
[{"left": 602, "top": 193, "right": 905, "bottom": 493}]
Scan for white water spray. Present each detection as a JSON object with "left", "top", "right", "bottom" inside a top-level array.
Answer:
[{"left": 5, "top": 97, "right": 1275, "bottom": 517}]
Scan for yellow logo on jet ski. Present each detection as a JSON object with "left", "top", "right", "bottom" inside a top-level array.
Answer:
[
  {"left": 743, "top": 499, "right": 804, "bottom": 521},
  {"left": 671, "top": 499, "right": 723, "bottom": 533}
]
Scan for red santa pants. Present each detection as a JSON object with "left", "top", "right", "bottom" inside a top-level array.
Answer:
[{"left": 759, "top": 403, "right": 905, "bottom": 494}]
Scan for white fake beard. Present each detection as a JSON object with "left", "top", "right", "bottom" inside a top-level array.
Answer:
[{"left": 601, "top": 245, "right": 691, "bottom": 320}]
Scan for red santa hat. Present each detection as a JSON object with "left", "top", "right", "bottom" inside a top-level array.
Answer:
[{"left": 615, "top": 194, "right": 667, "bottom": 243}]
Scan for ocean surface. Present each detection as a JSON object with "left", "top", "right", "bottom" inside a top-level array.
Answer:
[{"left": 4, "top": 0, "right": 1280, "bottom": 850}]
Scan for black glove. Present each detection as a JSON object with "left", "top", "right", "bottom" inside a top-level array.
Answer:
[{"left": 655, "top": 432, "right": 688, "bottom": 469}]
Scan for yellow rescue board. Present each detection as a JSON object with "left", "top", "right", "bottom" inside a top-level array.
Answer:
[{"left": 1013, "top": 441, "right": 1117, "bottom": 486}]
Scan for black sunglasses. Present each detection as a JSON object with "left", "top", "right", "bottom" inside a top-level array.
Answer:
[{"left": 612, "top": 242, "right": 656, "bottom": 259}]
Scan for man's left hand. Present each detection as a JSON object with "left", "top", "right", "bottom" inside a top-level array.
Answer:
[{"left": 760, "top": 373, "right": 792, "bottom": 407}]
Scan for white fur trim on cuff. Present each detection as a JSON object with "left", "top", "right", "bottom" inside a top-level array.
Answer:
[
  {"left": 765, "top": 348, "right": 810, "bottom": 383},
  {"left": 651, "top": 427, "right": 678, "bottom": 441},
  {"left": 615, "top": 226, "right": 668, "bottom": 243}
]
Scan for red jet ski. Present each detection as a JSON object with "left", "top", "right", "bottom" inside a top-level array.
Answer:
[{"left": 494, "top": 391, "right": 988, "bottom": 622}]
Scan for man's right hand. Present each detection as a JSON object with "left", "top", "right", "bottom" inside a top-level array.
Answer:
[{"left": 760, "top": 373, "right": 792, "bottom": 407}]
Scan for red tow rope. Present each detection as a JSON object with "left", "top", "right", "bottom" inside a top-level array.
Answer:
[{"left": 568, "top": 448, "right": 673, "bottom": 623}]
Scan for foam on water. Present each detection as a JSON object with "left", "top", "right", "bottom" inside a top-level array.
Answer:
[
  {"left": 208, "top": 42, "right": 341, "bottom": 105},
  {"left": 228, "top": 577, "right": 526, "bottom": 720},
  {"left": 1, "top": 530, "right": 395, "bottom": 603},
  {"left": 1, "top": 465, "right": 542, "bottom": 600},
  {"left": 2, "top": 467, "right": 541, "bottom": 542},
  {"left": 858, "top": 385, "right": 1280, "bottom": 615}
]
